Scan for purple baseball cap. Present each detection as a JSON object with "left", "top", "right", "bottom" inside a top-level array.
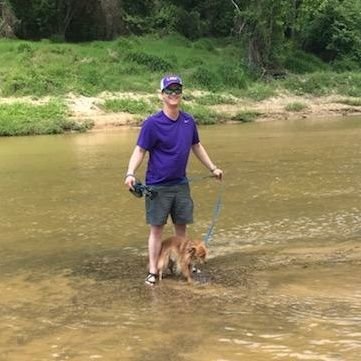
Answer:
[{"left": 160, "top": 75, "right": 183, "bottom": 91}]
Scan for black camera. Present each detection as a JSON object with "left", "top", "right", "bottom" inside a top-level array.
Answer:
[{"left": 130, "top": 181, "right": 157, "bottom": 200}]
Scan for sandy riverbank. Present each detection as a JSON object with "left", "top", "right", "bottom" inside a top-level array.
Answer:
[{"left": 1, "top": 92, "right": 361, "bottom": 130}]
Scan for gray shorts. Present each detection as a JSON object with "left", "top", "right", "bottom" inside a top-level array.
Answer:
[{"left": 145, "top": 183, "right": 194, "bottom": 225}]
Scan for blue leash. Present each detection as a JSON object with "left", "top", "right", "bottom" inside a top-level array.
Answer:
[
  {"left": 131, "top": 174, "right": 223, "bottom": 244},
  {"left": 203, "top": 180, "right": 224, "bottom": 245}
]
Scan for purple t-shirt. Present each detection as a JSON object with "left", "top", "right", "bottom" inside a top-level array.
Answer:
[{"left": 137, "top": 110, "right": 200, "bottom": 185}]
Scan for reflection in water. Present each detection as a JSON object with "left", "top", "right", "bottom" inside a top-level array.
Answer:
[{"left": 1, "top": 118, "right": 361, "bottom": 360}]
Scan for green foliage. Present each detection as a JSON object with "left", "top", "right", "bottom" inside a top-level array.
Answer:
[
  {"left": 2, "top": 70, "right": 64, "bottom": 96},
  {"left": 285, "top": 102, "right": 308, "bottom": 112},
  {"left": 337, "top": 98, "right": 361, "bottom": 106},
  {"left": 101, "top": 98, "right": 157, "bottom": 115},
  {"left": 16, "top": 42, "right": 33, "bottom": 53},
  {"left": 283, "top": 50, "right": 329, "bottom": 74},
  {"left": 115, "top": 38, "right": 135, "bottom": 51},
  {"left": 233, "top": 0, "right": 293, "bottom": 70},
  {"left": 217, "top": 63, "right": 248, "bottom": 89},
  {"left": 191, "top": 66, "right": 221, "bottom": 91},
  {"left": 332, "top": 56, "right": 361, "bottom": 72},
  {"left": 149, "top": 1, "right": 234, "bottom": 39},
  {"left": 2, "top": 35, "right": 361, "bottom": 107},
  {"left": 195, "top": 93, "right": 237, "bottom": 106},
  {"left": 9, "top": 0, "right": 110, "bottom": 41},
  {"left": 230, "top": 111, "right": 261, "bottom": 123},
  {"left": 9, "top": 0, "right": 57, "bottom": 39},
  {"left": 125, "top": 51, "right": 174, "bottom": 72},
  {"left": 4, "top": 0, "right": 361, "bottom": 77},
  {"left": 0, "top": 100, "right": 91, "bottom": 136},
  {"left": 282, "top": 72, "right": 361, "bottom": 97},
  {"left": 151, "top": 4, "right": 189, "bottom": 37},
  {"left": 7, "top": 0, "right": 235, "bottom": 41},
  {"left": 244, "top": 83, "right": 276, "bottom": 101},
  {"left": 282, "top": 72, "right": 335, "bottom": 96},
  {"left": 182, "top": 104, "right": 219, "bottom": 125},
  {"left": 297, "top": 0, "right": 361, "bottom": 65},
  {"left": 192, "top": 38, "right": 216, "bottom": 52},
  {"left": 178, "top": 10, "right": 202, "bottom": 40},
  {"left": 197, "top": 0, "right": 234, "bottom": 37}
]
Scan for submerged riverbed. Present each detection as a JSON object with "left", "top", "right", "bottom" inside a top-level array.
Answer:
[{"left": 1, "top": 117, "right": 361, "bottom": 361}]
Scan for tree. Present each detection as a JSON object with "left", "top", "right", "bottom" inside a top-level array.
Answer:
[
  {"left": 99, "top": 0, "right": 125, "bottom": 40},
  {"left": 0, "top": 0, "right": 18, "bottom": 38},
  {"left": 296, "top": 0, "right": 361, "bottom": 63},
  {"left": 230, "top": 0, "right": 292, "bottom": 73}
]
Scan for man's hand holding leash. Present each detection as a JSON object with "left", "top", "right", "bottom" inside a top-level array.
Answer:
[
  {"left": 210, "top": 166, "right": 223, "bottom": 181},
  {"left": 124, "top": 173, "right": 136, "bottom": 191}
]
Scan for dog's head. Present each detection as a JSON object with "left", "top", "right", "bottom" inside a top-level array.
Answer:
[{"left": 188, "top": 240, "right": 208, "bottom": 263}]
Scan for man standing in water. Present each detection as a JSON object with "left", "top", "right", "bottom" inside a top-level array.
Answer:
[{"left": 124, "top": 75, "right": 223, "bottom": 286}]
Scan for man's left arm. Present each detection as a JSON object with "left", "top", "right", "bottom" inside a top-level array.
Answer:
[{"left": 191, "top": 143, "right": 223, "bottom": 179}]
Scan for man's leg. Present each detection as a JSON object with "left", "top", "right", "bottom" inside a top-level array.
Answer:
[
  {"left": 174, "top": 223, "right": 187, "bottom": 238},
  {"left": 148, "top": 224, "right": 164, "bottom": 275}
]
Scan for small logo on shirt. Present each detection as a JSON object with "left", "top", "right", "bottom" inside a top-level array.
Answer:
[{"left": 184, "top": 120, "right": 189, "bottom": 123}]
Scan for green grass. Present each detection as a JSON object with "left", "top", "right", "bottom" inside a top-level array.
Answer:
[
  {"left": 1, "top": 35, "right": 361, "bottom": 135},
  {"left": 182, "top": 103, "right": 219, "bottom": 125},
  {"left": 100, "top": 98, "right": 157, "bottom": 115},
  {"left": 1, "top": 36, "right": 361, "bottom": 100},
  {"left": 0, "top": 100, "right": 92, "bottom": 136},
  {"left": 281, "top": 72, "right": 361, "bottom": 97},
  {"left": 285, "top": 102, "right": 308, "bottom": 112},
  {"left": 283, "top": 50, "right": 330, "bottom": 74},
  {"left": 229, "top": 111, "right": 261, "bottom": 123},
  {"left": 195, "top": 93, "right": 237, "bottom": 105},
  {"left": 337, "top": 98, "right": 361, "bottom": 106},
  {"left": 242, "top": 82, "right": 276, "bottom": 101},
  {"left": 0, "top": 34, "right": 252, "bottom": 98}
]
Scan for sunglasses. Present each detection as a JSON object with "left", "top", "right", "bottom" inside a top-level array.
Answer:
[{"left": 163, "top": 87, "right": 182, "bottom": 95}]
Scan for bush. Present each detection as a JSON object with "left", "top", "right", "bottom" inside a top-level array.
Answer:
[
  {"left": 176, "top": 9, "right": 202, "bottom": 40},
  {"left": 282, "top": 73, "right": 332, "bottom": 96},
  {"left": 16, "top": 43, "right": 33, "bottom": 53},
  {"left": 101, "top": 98, "right": 156, "bottom": 115},
  {"left": 191, "top": 66, "right": 221, "bottom": 90},
  {"left": 0, "top": 100, "right": 88, "bottom": 136},
  {"left": 182, "top": 104, "right": 219, "bottom": 124},
  {"left": 218, "top": 63, "right": 247, "bottom": 89},
  {"left": 115, "top": 38, "right": 134, "bottom": 51},
  {"left": 337, "top": 98, "right": 361, "bottom": 106},
  {"left": 285, "top": 102, "right": 308, "bottom": 111},
  {"left": 332, "top": 56, "right": 361, "bottom": 72},
  {"left": 163, "top": 33, "right": 191, "bottom": 48},
  {"left": 245, "top": 82, "right": 276, "bottom": 100},
  {"left": 195, "top": 93, "right": 236, "bottom": 105},
  {"left": 2, "top": 71, "right": 63, "bottom": 96},
  {"left": 284, "top": 50, "right": 329, "bottom": 74},
  {"left": 152, "top": 4, "right": 184, "bottom": 35},
  {"left": 230, "top": 111, "right": 261, "bottom": 123},
  {"left": 193, "top": 38, "right": 215, "bottom": 52},
  {"left": 282, "top": 71, "right": 361, "bottom": 97},
  {"left": 125, "top": 51, "right": 174, "bottom": 72}
]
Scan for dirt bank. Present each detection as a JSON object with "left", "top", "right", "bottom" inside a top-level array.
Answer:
[
  {"left": 1, "top": 92, "right": 361, "bottom": 130},
  {"left": 67, "top": 92, "right": 361, "bottom": 129}
]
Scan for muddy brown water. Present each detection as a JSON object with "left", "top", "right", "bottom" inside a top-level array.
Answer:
[{"left": 1, "top": 117, "right": 361, "bottom": 361}]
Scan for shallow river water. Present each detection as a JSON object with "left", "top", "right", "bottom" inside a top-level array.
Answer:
[{"left": 1, "top": 116, "right": 361, "bottom": 361}]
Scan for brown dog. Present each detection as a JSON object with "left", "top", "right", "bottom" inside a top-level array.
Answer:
[{"left": 157, "top": 236, "right": 208, "bottom": 282}]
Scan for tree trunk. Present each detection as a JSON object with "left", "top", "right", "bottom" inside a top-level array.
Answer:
[
  {"left": 248, "top": 37, "right": 264, "bottom": 71},
  {"left": 0, "top": 0, "right": 18, "bottom": 38},
  {"left": 100, "top": 0, "right": 125, "bottom": 39}
]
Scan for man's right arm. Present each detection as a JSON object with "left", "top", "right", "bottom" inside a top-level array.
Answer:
[{"left": 124, "top": 145, "right": 146, "bottom": 189}]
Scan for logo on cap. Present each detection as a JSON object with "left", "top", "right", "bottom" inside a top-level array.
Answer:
[{"left": 160, "top": 75, "right": 183, "bottom": 91}]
